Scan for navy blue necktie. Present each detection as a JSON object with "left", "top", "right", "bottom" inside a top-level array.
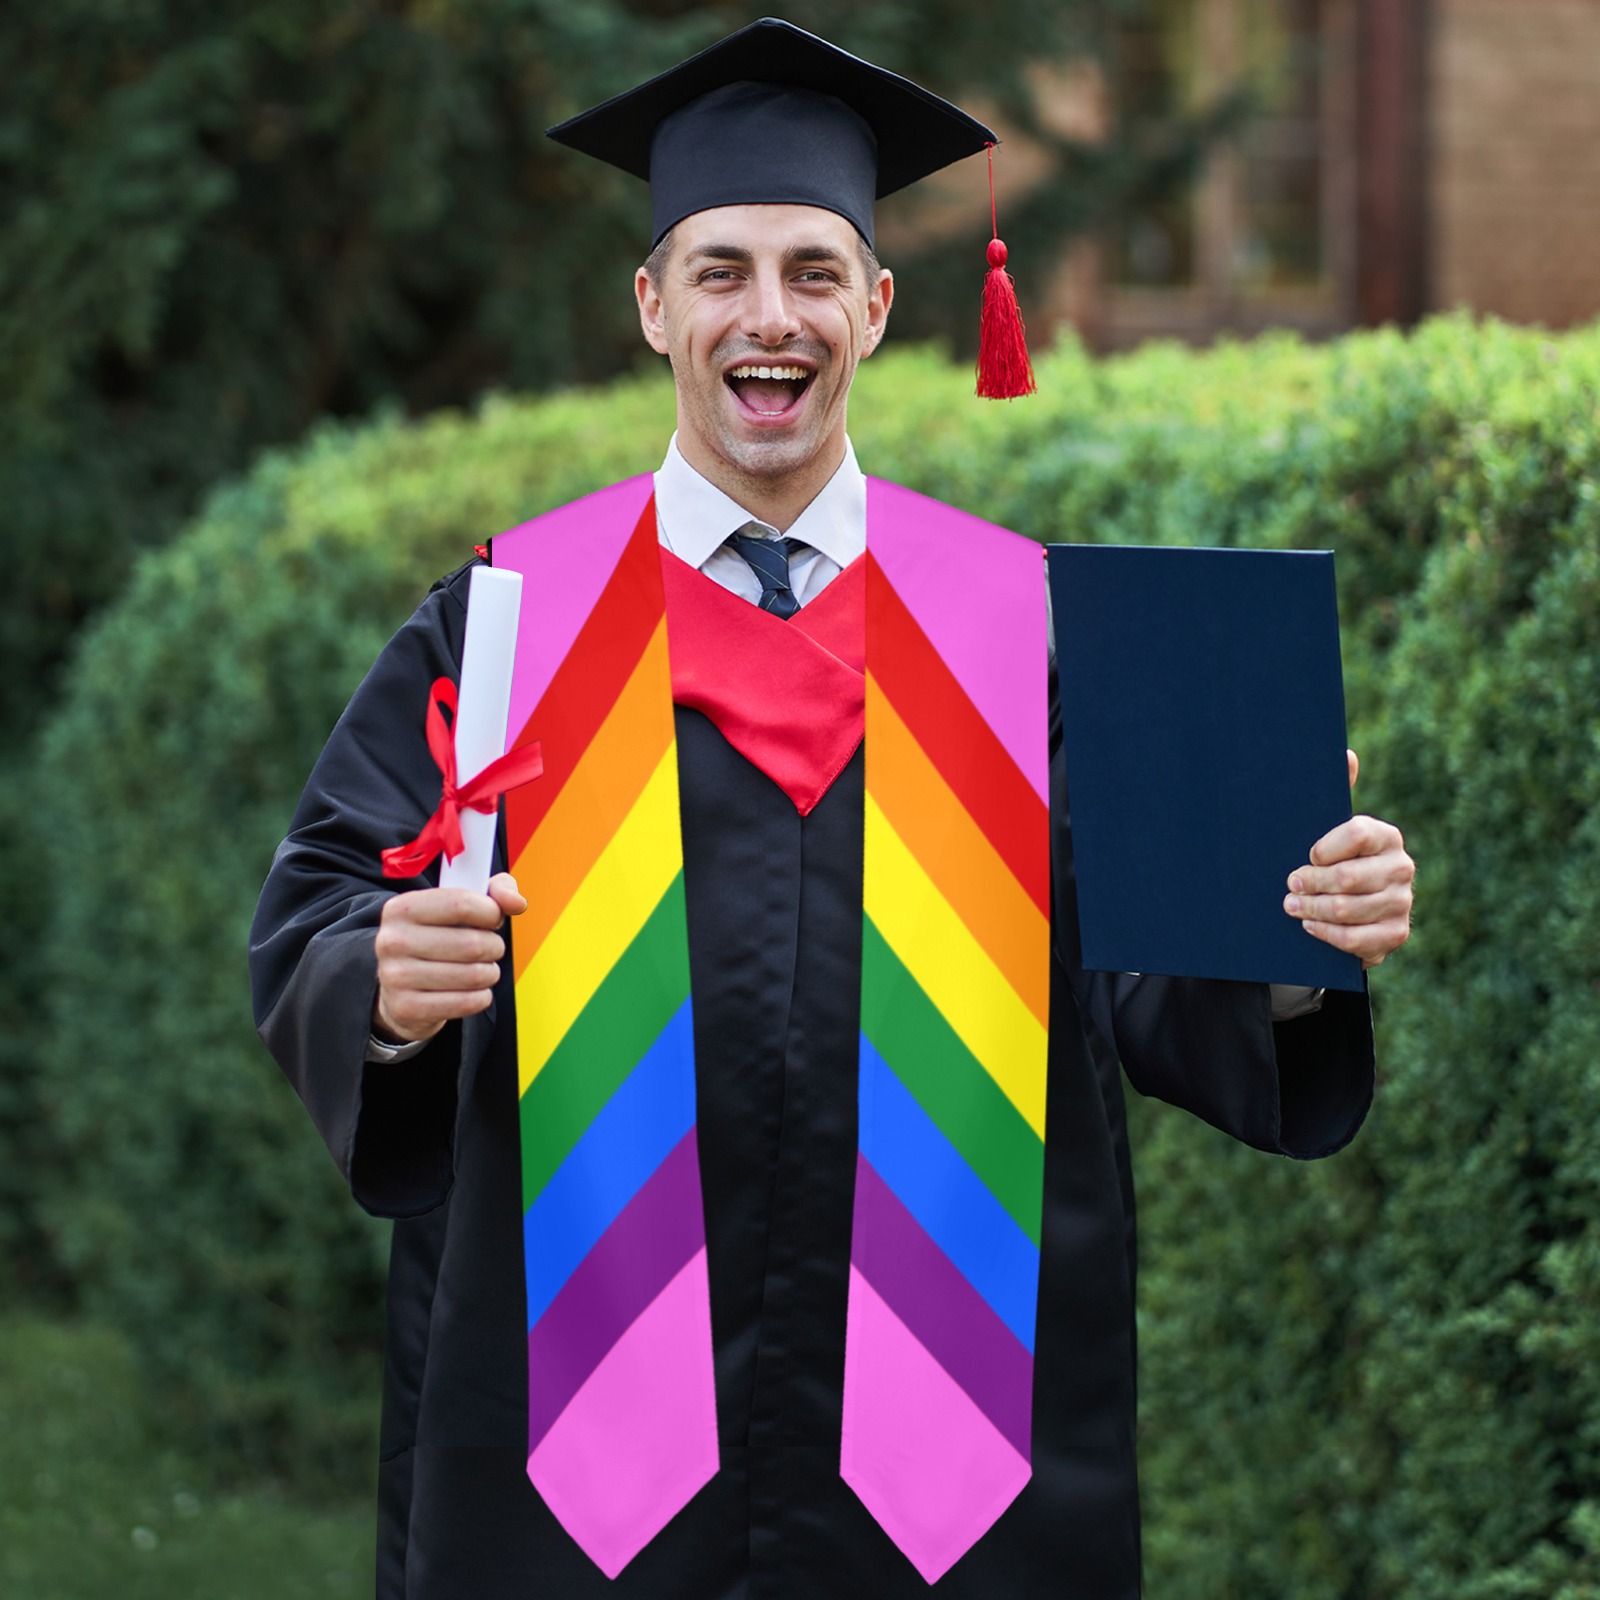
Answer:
[{"left": 726, "top": 527, "right": 808, "bottom": 620}]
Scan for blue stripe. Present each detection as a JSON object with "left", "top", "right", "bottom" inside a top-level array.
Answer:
[
  {"left": 857, "top": 1034, "right": 1039, "bottom": 1352},
  {"left": 523, "top": 999, "right": 696, "bottom": 1329}
]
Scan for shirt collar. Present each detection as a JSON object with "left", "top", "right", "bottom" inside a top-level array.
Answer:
[{"left": 654, "top": 435, "right": 866, "bottom": 569}]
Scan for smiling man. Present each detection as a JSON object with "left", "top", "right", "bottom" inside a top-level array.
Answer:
[
  {"left": 250, "top": 18, "right": 1414, "bottom": 1600},
  {"left": 637, "top": 204, "right": 891, "bottom": 528}
]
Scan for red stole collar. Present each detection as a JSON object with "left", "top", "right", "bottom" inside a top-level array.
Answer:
[{"left": 660, "top": 550, "right": 865, "bottom": 816}]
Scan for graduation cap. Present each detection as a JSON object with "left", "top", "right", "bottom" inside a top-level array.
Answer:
[{"left": 548, "top": 16, "right": 1036, "bottom": 398}]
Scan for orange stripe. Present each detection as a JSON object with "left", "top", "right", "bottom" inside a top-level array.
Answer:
[
  {"left": 868, "top": 677, "right": 1049, "bottom": 1028},
  {"left": 511, "top": 619, "right": 675, "bottom": 975},
  {"left": 503, "top": 503, "right": 662, "bottom": 861},
  {"left": 868, "top": 554, "right": 1050, "bottom": 915}
]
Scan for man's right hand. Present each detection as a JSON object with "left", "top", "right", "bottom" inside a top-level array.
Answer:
[{"left": 372, "top": 872, "right": 528, "bottom": 1045}]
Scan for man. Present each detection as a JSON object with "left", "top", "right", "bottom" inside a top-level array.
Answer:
[{"left": 251, "top": 19, "right": 1414, "bottom": 1599}]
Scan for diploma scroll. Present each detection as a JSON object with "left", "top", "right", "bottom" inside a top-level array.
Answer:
[{"left": 439, "top": 565, "right": 524, "bottom": 894}]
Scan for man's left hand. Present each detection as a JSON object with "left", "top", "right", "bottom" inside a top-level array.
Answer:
[{"left": 1283, "top": 750, "right": 1415, "bottom": 968}]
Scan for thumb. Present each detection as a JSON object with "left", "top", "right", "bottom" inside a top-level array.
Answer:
[{"left": 487, "top": 872, "right": 528, "bottom": 918}]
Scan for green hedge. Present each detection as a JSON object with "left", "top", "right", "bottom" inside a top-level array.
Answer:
[
  {"left": 1127, "top": 326, "right": 1600, "bottom": 1600},
  {"left": 34, "top": 317, "right": 1600, "bottom": 1594},
  {"left": 32, "top": 377, "right": 676, "bottom": 1483}
]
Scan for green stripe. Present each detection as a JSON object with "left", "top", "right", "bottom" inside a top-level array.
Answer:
[
  {"left": 861, "top": 916, "right": 1044, "bottom": 1246},
  {"left": 519, "top": 873, "right": 691, "bottom": 1211}
]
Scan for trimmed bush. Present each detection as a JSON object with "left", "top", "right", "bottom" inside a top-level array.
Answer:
[
  {"left": 34, "top": 378, "right": 676, "bottom": 1482},
  {"left": 35, "top": 317, "right": 1600, "bottom": 1600},
  {"left": 1129, "top": 326, "right": 1600, "bottom": 1600}
]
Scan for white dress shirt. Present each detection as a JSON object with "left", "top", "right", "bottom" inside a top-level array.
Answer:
[
  {"left": 368, "top": 438, "right": 1318, "bottom": 1059},
  {"left": 653, "top": 433, "right": 864, "bottom": 604}
]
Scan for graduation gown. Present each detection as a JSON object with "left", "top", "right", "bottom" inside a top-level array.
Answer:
[{"left": 250, "top": 550, "right": 1374, "bottom": 1600}]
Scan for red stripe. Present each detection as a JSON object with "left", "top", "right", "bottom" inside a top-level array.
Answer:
[
  {"left": 504, "top": 502, "right": 663, "bottom": 862},
  {"left": 867, "top": 553, "right": 1050, "bottom": 916}
]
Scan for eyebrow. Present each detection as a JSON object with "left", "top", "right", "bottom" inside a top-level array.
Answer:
[{"left": 684, "top": 242, "right": 855, "bottom": 273}]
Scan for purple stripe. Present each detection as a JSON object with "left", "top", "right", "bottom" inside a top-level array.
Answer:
[
  {"left": 527, "top": 1127, "right": 705, "bottom": 1450},
  {"left": 851, "top": 1155, "right": 1033, "bottom": 1458}
]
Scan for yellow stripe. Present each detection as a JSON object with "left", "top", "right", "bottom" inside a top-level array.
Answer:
[
  {"left": 864, "top": 793, "right": 1047, "bottom": 1137},
  {"left": 515, "top": 744, "right": 682, "bottom": 1095},
  {"left": 867, "top": 677, "right": 1050, "bottom": 1027},
  {"left": 509, "top": 620, "right": 674, "bottom": 973}
]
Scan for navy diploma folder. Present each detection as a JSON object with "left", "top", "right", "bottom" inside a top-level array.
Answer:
[{"left": 1047, "top": 543, "right": 1364, "bottom": 993}]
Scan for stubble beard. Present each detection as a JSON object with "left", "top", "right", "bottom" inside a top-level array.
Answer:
[{"left": 690, "top": 335, "right": 844, "bottom": 487}]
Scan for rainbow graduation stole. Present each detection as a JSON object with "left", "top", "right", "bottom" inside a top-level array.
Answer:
[{"left": 492, "top": 475, "right": 1049, "bottom": 1584}]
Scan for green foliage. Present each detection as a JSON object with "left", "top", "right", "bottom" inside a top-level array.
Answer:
[
  {"left": 0, "top": 3, "right": 1224, "bottom": 1285},
  {"left": 0, "top": 759, "right": 63, "bottom": 1302},
  {"left": 0, "top": 0, "right": 1174, "bottom": 749},
  {"left": 1347, "top": 526, "right": 1600, "bottom": 1600},
  {"left": 33, "top": 316, "right": 1600, "bottom": 1600},
  {"left": 1118, "top": 323, "right": 1600, "bottom": 1599},
  {"left": 0, "top": 1317, "right": 369, "bottom": 1598},
  {"left": 34, "top": 374, "right": 675, "bottom": 1485}
]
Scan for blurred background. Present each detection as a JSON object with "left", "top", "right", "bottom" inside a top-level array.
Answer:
[{"left": 3, "top": 2, "right": 1598, "bottom": 1596}]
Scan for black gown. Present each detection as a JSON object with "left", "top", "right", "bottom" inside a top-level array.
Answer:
[{"left": 250, "top": 555, "right": 1374, "bottom": 1600}]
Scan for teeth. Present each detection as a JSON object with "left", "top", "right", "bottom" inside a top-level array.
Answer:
[{"left": 728, "top": 365, "right": 808, "bottom": 381}]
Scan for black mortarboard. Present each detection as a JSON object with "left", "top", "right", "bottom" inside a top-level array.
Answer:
[{"left": 546, "top": 17, "right": 998, "bottom": 248}]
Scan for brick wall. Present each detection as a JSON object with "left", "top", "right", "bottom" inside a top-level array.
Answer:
[{"left": 1431, "top": 0, "right": 1600, "bottom": 327}]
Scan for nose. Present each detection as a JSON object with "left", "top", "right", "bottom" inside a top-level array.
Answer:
[{"left": 744, "top": 268, "right": 801, "bottom": 347}]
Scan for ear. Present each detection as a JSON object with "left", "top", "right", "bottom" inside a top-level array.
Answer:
[
  {"left": 861, "top": 268, "right": 894, "bottom": 357},
  {"left": 637, "top": 266, "right": 670, "bottom": 355}
]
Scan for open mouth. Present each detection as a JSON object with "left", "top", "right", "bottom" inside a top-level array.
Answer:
[{"left": 725, "top": 363, "right": 813, "bottom": 418}]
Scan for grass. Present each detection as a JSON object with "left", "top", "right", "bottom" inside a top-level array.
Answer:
[{"left": 0, "top": 1317, "right": 372, "bottom": 1599}]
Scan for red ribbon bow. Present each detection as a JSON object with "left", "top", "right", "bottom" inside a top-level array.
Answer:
[{"left": 381, "top": 677, "right": 544, "bottom": 879}]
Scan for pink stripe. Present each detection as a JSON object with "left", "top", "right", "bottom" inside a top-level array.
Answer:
[
  {"left": 867, "top": 477, "right": 1049, "bottom": 803},
  {"left": 527, "top": 1248, "right": 719, "bottom": 1579},
  {"left": 527, "top": 1127, "right": 705, "bottom": 1450},
  {"left": 493, "top": 475, "right": 654, "bottom": 757},
  {"left": 841, "top": 1266, "right": 1031, "bottom": 1583},
  {"left": 851, "top": 1156, "right": 1034, "bottom": 1457}
]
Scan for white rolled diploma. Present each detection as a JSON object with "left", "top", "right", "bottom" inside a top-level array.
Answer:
[{"left": 438, "top": 565, "right": 524, "bottom": 894}]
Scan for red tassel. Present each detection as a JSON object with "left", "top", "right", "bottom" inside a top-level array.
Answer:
[
  {"left": 977, "top": 239, "right": 1036, "bottom": 399},
  {"left": 976, "top": 145, "right": 1035, "bottom": 400}
]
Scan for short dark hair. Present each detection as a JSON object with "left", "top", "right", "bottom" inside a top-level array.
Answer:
[
  {"left": 642, "top": 225, "right": 883, "bottom": 292},
  {"left": 643, "top": 227, "right": 676, "bottom": 292}
]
